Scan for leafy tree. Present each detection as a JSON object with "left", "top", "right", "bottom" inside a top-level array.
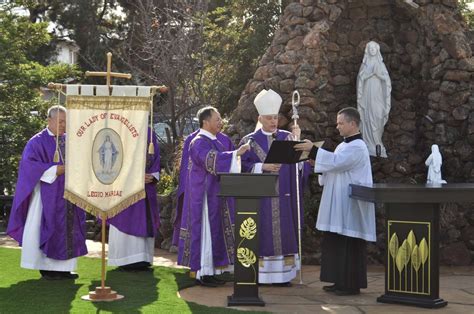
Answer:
[
  {"left": 113, "top": 0, "right": 209, "bottom": 172},
  {"left": 2, "top": 0, "right": 283, "bottom": 174},
  {"left": 15, "top": 0, "right": 127, "bottom": 71},
  {"left": 458, "top": 0, "right": 474, "bottom": 29},
  {"left": 202, "top": 0, "right": 280, "bottom": 114},
  {"left": 0, "top": 9, "right": 79, "bottom": 194}
]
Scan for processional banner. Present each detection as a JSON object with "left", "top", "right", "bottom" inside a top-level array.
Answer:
[{"left": 64, "top": 85, "right": 151, "bottom": 218}]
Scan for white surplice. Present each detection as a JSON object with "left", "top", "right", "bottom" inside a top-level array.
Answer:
[
  {"left": 107, "top": 172, "right": 160, "bottom": 267},
  {"left": 108, "top": 226, "right": 155, "bottom": 266},
  {"left": 21, "top": 164, "right": 78, "bottom": 271},
  {"left": 314, "top": 138, "right": 376, "bottom": 242}
]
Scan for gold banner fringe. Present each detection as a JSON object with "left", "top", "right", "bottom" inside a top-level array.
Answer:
[
  {"left": 64, "top": 189, "right": 146, "bottom": 219},
  {"left": 66, "top": 95, "right": 150, "bottom": 111}
]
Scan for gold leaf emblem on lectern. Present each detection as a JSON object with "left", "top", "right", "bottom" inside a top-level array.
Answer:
[
  {"left": 412, "top": 245, "right": 421, "bottom": 271},
  {"left": 411, "top": 244, "right": 421, "bottom": 293},
  {"left": 419, "top": 237, "right": 429, "bottom": 294},
  {"left": 389, "top": 233, "right": 399, "bottom": 259},
  {"left": 396, "top": 240, "right": 410, "bottom": 273},
  {"left": 389, "top": 233, "right": 399, "bottom": 291},
  {"left": 419, "top": 238, "right": 429, "bottom": 264},
  {"left": 237, "top": 247, "right": 256, "bottom": 268},
  {"left": 407, "top": 230, "right": 416, "bottom": 255},
  {"left": 239, "top": 217, "right": 257, "bottom": 240}
]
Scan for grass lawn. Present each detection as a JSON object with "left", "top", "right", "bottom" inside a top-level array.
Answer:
[{"left": 0, "top": 247, "right": 262, "bottom": 313}]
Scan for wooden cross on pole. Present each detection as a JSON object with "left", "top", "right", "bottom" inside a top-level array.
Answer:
[{"left": 85, "top": 52, "right": 132, "bottom": 87}]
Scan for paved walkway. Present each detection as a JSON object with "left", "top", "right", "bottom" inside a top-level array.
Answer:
[
  {"left": 2, "top": 234, "right": 473, "bottom": 313},
  {"left": 180, "top": 265, "right": 474, "bottom": 313}
]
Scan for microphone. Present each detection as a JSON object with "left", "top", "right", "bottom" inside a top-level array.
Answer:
[{"left": 247, "top": 137, "right": 255, "bottom": 145}]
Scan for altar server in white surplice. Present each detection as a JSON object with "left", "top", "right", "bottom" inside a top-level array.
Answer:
[{"left": 295, "top": 107, "right": 376, "bottom": 296}]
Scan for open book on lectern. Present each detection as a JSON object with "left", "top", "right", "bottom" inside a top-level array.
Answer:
[{"left": 264, "top": 140, "right": 324, "bottom": 164}]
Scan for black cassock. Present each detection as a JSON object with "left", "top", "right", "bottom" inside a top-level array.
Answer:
[{"left": 320, "top": 232, "right": 368, "bottom": 290}]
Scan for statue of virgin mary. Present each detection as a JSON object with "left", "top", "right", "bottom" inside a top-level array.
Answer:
[{"left": 357, "top": 41, "right": 391, "bottom": 158}]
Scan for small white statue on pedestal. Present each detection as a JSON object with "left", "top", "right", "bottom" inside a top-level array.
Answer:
[
  {"left": 425, "top": 144, "right": 447, "bottom": 185},
  {"left": 357, "top": 41, "right": 392, "bottom": 158}
]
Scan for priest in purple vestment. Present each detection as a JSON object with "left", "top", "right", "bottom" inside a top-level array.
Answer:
[
  {"left": 239, "top": 89, "right": 309, "bottom": 285},
  {"left": 7, "top": 105, "right": 87, "bottom": 280},
  {"left": 171, "top": 129, "right": 234, "bottom": 249},
  {"left": 107, "top": 128, "right": 161, "bottom": 271},
  {"left": 177, "top": 106, "right": 250, "bottom": 287}
]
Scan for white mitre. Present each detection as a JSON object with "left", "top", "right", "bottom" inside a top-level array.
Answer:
[{"left": 254, "top": 89, "right": 282, "bottom": 116}]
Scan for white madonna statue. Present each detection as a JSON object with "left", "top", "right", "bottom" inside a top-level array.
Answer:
[
  {"left": 425, "top": 144, "right": 447, "bottom": 185},
  {"left": 357, "top": 41, "right": 392, "bottom": 157}
]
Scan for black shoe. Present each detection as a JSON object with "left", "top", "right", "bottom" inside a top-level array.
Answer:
[
  {"left": 40, "top": 270, "right": 62, "bottom": 280},
  {"left": 195, "top": 277, "right": 218, "bottom": 287},
  {"left": 323, "top": 284, "right": 338, "bottom": 292},
  {"left": 214, "top": 272, "right": 234, "bottom": 282},
  {"left": 208, "top": 276, "right": 226, "bottom": 285},
  {"left": 118, "top": 266, "right": 152, "bottom": 272},
  {"left": 60, "top": 272, "right": 79, "bottom": 279},
  {"left": 272, "top": 281, "right": 292, "bottom": 287},
  {"left": 118, "top": 262, "right": 152, "bottom": 272},
  {"left": 40, "top": 270, "right": 78, "bottom": 280},
  {"left": 334, "top": 288, "right": 360, "bottom": 296}
]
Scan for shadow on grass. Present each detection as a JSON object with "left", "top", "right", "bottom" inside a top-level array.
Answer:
[
  {"left": 87, "top": 268, "right": 159, "bottom": 313},
  {"left": 174, "top": 270, "right": 196, "bottom": 291},
  {"left": 0, "top": 278, "right": 81, "bottom": 313}
]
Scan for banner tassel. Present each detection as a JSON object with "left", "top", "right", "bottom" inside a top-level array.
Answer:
[
  {"left": 53, "top": 150, "right": 60, "bottom": 163},
  {"left": 148, "top": 142, "right": 155, "bottom": 155}
]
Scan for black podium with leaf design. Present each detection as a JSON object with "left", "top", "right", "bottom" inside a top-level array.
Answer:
[
  {"left": 350, "top": 183, "right": 474, "bottom": 308},
  {"left": 219, "top": 173, "right": 278, "bottom": 307}
]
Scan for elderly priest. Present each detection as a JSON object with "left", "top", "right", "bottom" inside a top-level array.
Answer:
[
  {"left": 239, "top": 89, "right": 308, "bottom": 285},
  {"left": 7, "top": 105, "right": 87, "bottom": 280}
]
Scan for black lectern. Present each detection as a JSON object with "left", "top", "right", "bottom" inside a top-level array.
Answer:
[
  {"left": 350, "top": 183, "right": 474, "bottom": 308},
  {"left": 218, "top": 173, "right": 278, "bottom": 307}
]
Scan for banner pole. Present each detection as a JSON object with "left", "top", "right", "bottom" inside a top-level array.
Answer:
[{"left": 101, "top": 212, "right": 106, "bottom": 289}]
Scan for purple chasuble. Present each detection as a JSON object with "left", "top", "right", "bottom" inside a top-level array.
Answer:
[
  {"left": 108, "top": 129, "right": 161, "bottom": 237},
  {"left": 7, "top": 128, "right": 87, "bottom": 260},
  {"left": 240, "top": 129, "right": 310, "bottom": 257},
  {"left": 177, "top": 132, "right": 235, "bottom": 271},
  {"left": 171, "top": 130, "right": 233, "bottom": 246}
]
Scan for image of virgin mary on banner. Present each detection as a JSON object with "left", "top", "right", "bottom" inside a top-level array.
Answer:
[{"left": 63, "top": 85, "right": 152, "bottom": 218}]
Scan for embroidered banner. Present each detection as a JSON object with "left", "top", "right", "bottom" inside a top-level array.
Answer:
[{"left": 64, "top": 85, "right": 151, "bottom": 218}]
